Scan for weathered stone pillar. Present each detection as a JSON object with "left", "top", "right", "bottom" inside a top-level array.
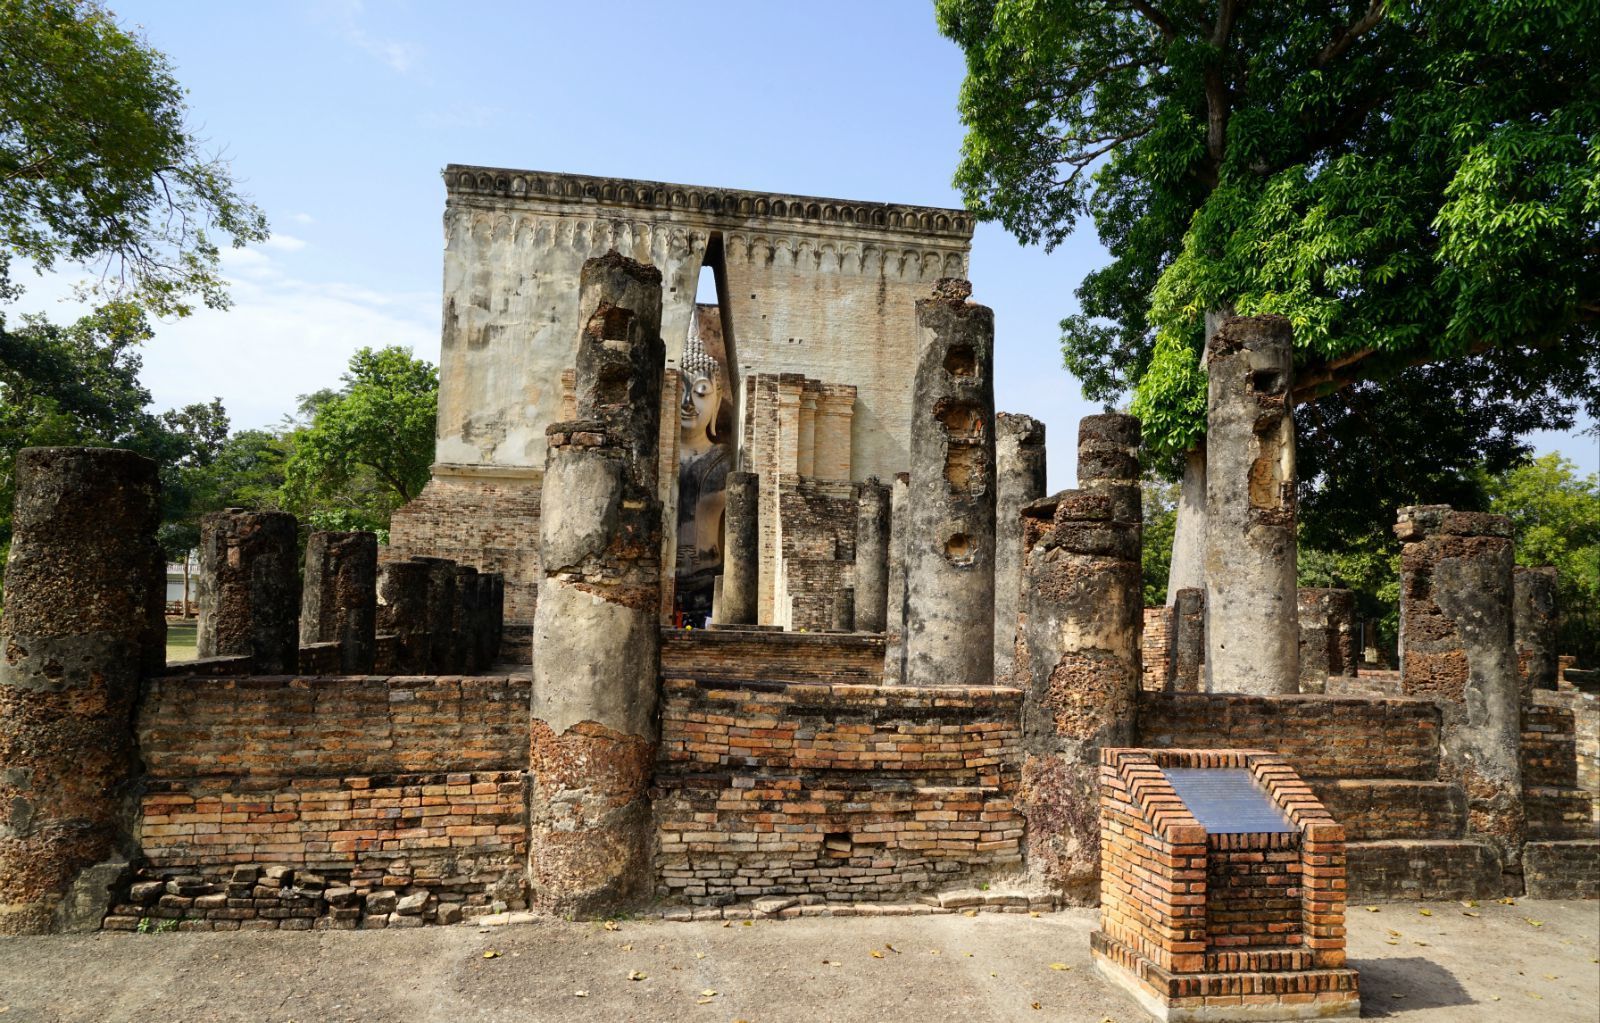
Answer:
[
  {"left": 299, "top": 531, "right": 377, "bottom": 674},
  {"left": 529, "top": 251, "right": 664, "bottom": 916},
  {"left": 1016, "top": 490, "right": 1141, "bottom": 901},
  {"left": 1297, "top": 587, "right": 1356, "bottom": 693},
  {"left": 1077, "top": 413, "right": 1141, "bottom": 526},
  {"left": 471, "top": 573, "right": 496, "bottom": 671},
  {"left": 720, "top": 470, "right": 759, "bottom": 625},
  {"left": 196, "top": 508, "right": 299, "bottom": 673},
  {"left": 376, "top": 560, "right": 431, "bottom": 674},
  {"left": 489, "top": 572, "right": 505, "bottom": 665},
  {"left": 904, "top": 279, "right": 996, "bottom": 686},
  {"left": 1514, "top": 566, "right": 1559, "bottom": 696},
  {"left": 1396, "top": 505, "right": 1524, "bottom": 869},
  {"left": 831, "top": 587, "right": 856, "bottom": 632},
  {"left": 450, "top": 564, "right": 480, "bottom": 673},
  {"left": 0, "top": 447, "right": 163, "bottom": 934},
  {"left": 994, "top": 413, "right": 1046, "bottom": 684},
  {"left": 853, "top": 477, "right": 891, "bottom": 632},
  {"left": 883, "top": 472, "right": 911, "bottom": 683},
  {"left": 1171, "top": 587, "right": 1205, "bottom": 693},
  {"left": 1203, "top": 315, "right": 1298, "bottom": 694},
  {"left": 412, "top": 556, "right": 459, "bottom": 673}
]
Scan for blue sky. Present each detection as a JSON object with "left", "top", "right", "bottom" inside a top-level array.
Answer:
[{"left": 16, "top": 0, "right": 1596, "bottom": 485}]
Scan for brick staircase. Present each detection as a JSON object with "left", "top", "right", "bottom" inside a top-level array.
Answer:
[
  {"left": 1521, "top": 697, "right": 1600, "bottom": 898},
  {"left": 1136, "top": 692, "right": 1507, "bottom": 901}
]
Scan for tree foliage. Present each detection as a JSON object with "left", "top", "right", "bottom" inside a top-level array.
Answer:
[
  {"left": 1141, "top": 474, "right": 1179, "bottom": 605},
  {"left": 0, "top": 0, "right": 267, "bottom": 315},
  {"left": 282, "top": 346, "right": 437, "bottom": 533},
  {"left": 1485, "top": 454, "right": 1600, "bottom": 666},
  {"left": 938, "top": 0, "right": 1599, "bottom": 462}
]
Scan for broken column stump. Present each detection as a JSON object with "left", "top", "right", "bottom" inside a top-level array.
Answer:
[
  {"left": 0, "top": 447, "right": 164, "bottom": 934},
  {"left": 1396, "top": 505, "right": 1524, "bottom": 872},
  {"left": 1171, "top": 587, "right": 1205, "bottom": 693},
  {"left": 883, "top": 472, "right": 911, "bottom": 684},
  {"left": 1296, "top": 587, "right": 1357, "bottom": 694},
  {"left": 1077, "top": 412, "right": 1141, "bottom": 527},
  {"left": 1203, "top": 315, "right": 1299, "bottom": 694},
  {"left": 1093, "top": 748, "right": 1359, "bottom": 1021},
  {"left": 852, "top": 477, "right": 891, "bottom": 633},
  {"left": 196, "top": 508, "right": 299, "bottom": 673},
  {"left": 994, "top": 413, "right": 1046, "bottom": 684},
  {"left": 1016, "top": 490, "right": 1141, "bottom": 902},
  {"left": 721, "top": 470, "right": 759, "bottom": 625},
  {"left": 300, "top": 530, "right": 378, "bottom": 674},
  {"left": 376, "top": 560, "right": 432, "bottom": 674},
  {"left": 528, "top": 251, "right": 665, "bottom": 916},
  {"left": 904, "top": 278, "right": 996, "bottom": 686},
  {"left": 1513, "top": 566, "right": 1559, "bottom": 696},
  {"left": 411, "top": 556, "right": 460, "bottom": 674}
]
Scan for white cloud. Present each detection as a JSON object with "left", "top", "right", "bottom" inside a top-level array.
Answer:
[
  {"left": 262, "top": 233, "right": 308, "bottom": 252},
  {"left": 291, "top": 212, "right": 316, "bottom": 225},
  {"left": 317, "top": 0, "right": 421, "bottom": 74}
]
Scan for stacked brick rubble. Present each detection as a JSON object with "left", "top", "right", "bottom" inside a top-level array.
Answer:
[
  {"left": 1015, "top": 488, "right": 1141, "bottom": 902},
  {"left": 904, "top": 278, "right": 996, "bottom": 687},
  {"left": 528, "top": 250, "right": 665, "bottom": 916},
  {"left": 300, "top": 530, "right": 378, "bottom": 674},
  {"left": 0, "top": 448, "right": 164, "bottom": 934},
  {"left": 993, "top": 413, "right": 1046, "bottom": 684},
  {"left": 197, "top": 508, "right": 299, "bottom": 673},
  {"left": 1141, "top": 606, "right": 1174, "bottom": 691},
  {"left": 1395, "top": 505, "right": 1524, "bottom": 875},
  {"left": 1204, "top": 315, "right": 1299, "bottom": 694},
  {"left": 1092, "top": 748, "right": 1359, "bottom": 1020}
]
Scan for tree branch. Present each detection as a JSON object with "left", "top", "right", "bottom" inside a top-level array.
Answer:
[
  {"left": 1123, "top": 1, "right": 1178, "bottom": 42},
  {"left": 1317, "top": 0, "right": 1386, "bottom": 67}
]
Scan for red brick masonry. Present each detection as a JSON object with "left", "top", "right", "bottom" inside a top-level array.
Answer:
[
  {"left": 655, "top": 676, "right": 1023, "bottom": 903},
  {"left": 1093, "top": 748, "right": 1359, "bottom": 1021}
]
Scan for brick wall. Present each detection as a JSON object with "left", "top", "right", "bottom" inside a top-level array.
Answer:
[
  {"left": 654, "top": 676, "right": 1023, "bottom": 904},
  {"left": 1136, "top": 691, "right": 1441, "bottom": 780},
  {"left": 1140, "top": 606, "right": 1173, "bottom": 691},
  {"left": 386, "top": 469, "right": 542, "bottom": 656},
  {"left": 124, "top": 674, "right": 532, "bottom": 930},
  {"left": 775, "top": 474, "right": 857, "bottom": 631},
  {"left": 662, "top": 627, "right": 884, "bottom": 683}
]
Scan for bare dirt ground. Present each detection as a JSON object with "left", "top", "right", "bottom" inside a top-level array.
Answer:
[{"left": 0, "top": 899, "right": 1594, "bottom": 1022}]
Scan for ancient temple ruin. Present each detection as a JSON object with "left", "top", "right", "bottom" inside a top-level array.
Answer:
[{"left": 0, "top": 165, "right": 1593, "bottom": 1023}]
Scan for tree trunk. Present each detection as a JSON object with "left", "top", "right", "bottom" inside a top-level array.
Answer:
[{"left": 182, "top": 553, "right": 192, "bottom": 617}]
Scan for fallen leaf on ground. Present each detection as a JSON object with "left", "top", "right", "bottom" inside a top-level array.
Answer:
[
  {"left": 742, "top": 920, "right": 753, "bottom": 927},
  {"left": 722, "top": 921, "right": 731, "bottom": 928},
  {"left": 695, "top": 952, "right": 707, "bottom": 959},
  {"left": 1525, "top": 918, "right": 1544, "bottom": 927},
  {"left": 619, "top": 943, "right": 632, "bottom": 951},
  {"left": 963, "top": 910, "right": 978, "bottom": 918},
  {"left": 696, "top": 998, "right": 715, "bottom": 1005},
  {"left": 482, "top": 951, "right": 501, "bottom": 959},
  {"left": 1462, "top": 911, "right": 1480, "bottom": 918},
  {"left": 628, "top": 970, "right": 647, "bottom": 981},
  {"left": 1363, "top": 906, "right": 1379, "bottom": 913},
  {"left": 885, "top": 943, "right": 900, "bottom": 954},
  {"left": 1031, "top": 1002, "right": 1042, "bottom": 1010},
  {"left": 1461, "top": 899, "right": 1478, "bottom": 908},
  {"left": 701, "top": 989, "right": 718, "bottom": 997},
  {"left": 573, "top": 991, "right": 588, "bottom": 998},
  {"left": 1029, "top": 911, "right": 1040, "bottom": 918},
  {"left": 821, "top": 960, "right": 842, "bottom": 968},
  {"left": 870, "top": 950, "right": 885, "bottom": 959},
  {"left": 1049, "top": 963, "right": 1070, "bottom": 971},
  {"left": 929, "top": 950, "right": 941, "bottom": 956},
  {"left": 603, "top": 920, "right": 619, "bottom": 931},
  {"left": 1418, "top": 908, "right": 1432, "bottom": 917},
  {"left": 1497, "top": 897, "right": 1517, "bottom": 905}
]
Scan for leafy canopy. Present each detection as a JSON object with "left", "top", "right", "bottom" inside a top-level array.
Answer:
[
  {"left": 0, "top": 0, "right": 267, "bottom": 315},
  {"left": 939, "top": 0, "right": 1599, "bottom": 459},
  {"left": 282, "top": 346, "right": 438, "bottom": 532}
]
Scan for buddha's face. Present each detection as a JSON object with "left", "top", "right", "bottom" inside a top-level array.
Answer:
[{"left": 679, "top": 367, "right": 721, "bottom": 442}]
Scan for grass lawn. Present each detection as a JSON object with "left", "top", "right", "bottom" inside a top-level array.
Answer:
[{"left": 166, "top": 619, "right": 197, "bottom": 663}]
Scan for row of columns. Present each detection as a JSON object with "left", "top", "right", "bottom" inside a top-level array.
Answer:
[{"left": 194, "top": 511, "right": 503, "bottom": 676}]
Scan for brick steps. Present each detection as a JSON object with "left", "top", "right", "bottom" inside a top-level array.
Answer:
[
  {"left": 1310, "top": 779, "right": 1466, "bottom": 842},
  {"left": 1523, "top": 839, "right": 1600, "bottom": 899},
  {"left": 1345, "top": 839, "right": 1506, "bottom": 902}
]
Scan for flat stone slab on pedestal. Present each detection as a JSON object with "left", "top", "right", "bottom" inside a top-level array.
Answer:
[{"left": 1161, "top": 768, "right": 1295, "bottom": 834}]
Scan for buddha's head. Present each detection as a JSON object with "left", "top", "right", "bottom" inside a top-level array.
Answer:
[{"left": 679, "top": 335, "right": 724, "bottom": 452}]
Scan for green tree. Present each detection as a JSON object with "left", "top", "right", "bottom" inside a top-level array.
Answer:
[
  {"left": 282, "top": 346, "right": 437, "bottom": 533},
  {"left": 938, "top": 1, "right": 1599, "bottom": 548},
  {"left": 1, "top": 0, "right": 267, "bottom": 315},
  {"left": 1141, "top": 475, "right": 1179, "bottom": 605},
  {"left": 1485, "top": 454, "right": 1600, "bottom": 666}
]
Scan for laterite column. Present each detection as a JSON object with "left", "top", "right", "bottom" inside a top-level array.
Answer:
[
  {"left": 1396, "top": 505, "right": 1524, "bottom": 870},
  {"left": 376, "top": 560, "right": 432, "bottom": 674},
  {"left": 412, "top": 556, "right": 459, "bottom": 673},
  {"left": 1171, "top": 587, "right": 1205, "bottom": 693},
  {"left": 853, "top": 477, "right": 891, "bottom": 633},
  {"left": 1513, "top": 566, "right": 1559, "bottom": 696},
  {"left": 1015, "top": 490, "right": 1141, "bottom": 902},
  {"left": 529, "top": 251, "right": 665, "bottom": 915},
  {"left": 0, "top": 447, "right": 163, "bottom": 934},
  {"left": 883, "top": 472, "right": 911, "bottom": 683},
  {"left": 994, "top": 413, "right": 1046, "bottom": 683},
  {"left": 196, "top": 508, "right": 299, "bottom": 672},
  {"left": 1203, "top": 315, "right": 1299, "bottom": 694},
  {"left": 300, "top": 530, "right": 378, "bottom": 673},
  {"left": 1297, "top": 587, "right": 1357, "bottom": 693},
  {"left": 904, "top": 278, "right": 996, "bottom": 686},
  {"left": 721, "top": 471, "right": 759, "bottom": 625}
]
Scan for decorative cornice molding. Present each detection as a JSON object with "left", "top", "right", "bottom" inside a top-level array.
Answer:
[{"left": 442, "top": 164, "right": 976, "bottom": 243}]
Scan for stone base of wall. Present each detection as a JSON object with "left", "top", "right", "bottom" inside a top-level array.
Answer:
[
  {"left": 1344, "top": 840, "right": 1504, "bottom": 902},
  {"left": 1523, "top": 840, "right": 1600, "bottom": 899},
  {"left": 661, "top": 627, "right": 884, "bottom": 684},
  {"left": 655, "top": 676, "right": 1023, "bottom": 904}
]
